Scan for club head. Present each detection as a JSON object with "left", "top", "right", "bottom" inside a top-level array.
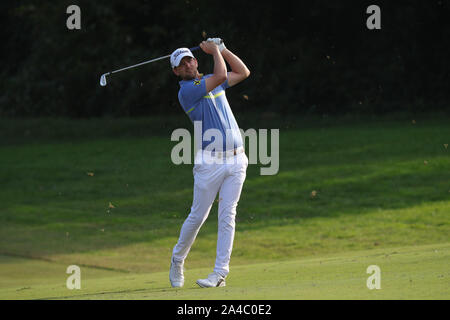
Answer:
[{"left": 100, "top": 74, "right": 107, "bottom": 86}]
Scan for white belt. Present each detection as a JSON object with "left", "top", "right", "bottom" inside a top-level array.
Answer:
[{"left": 207, "top": 146, "right": 245, "bottom": 158}]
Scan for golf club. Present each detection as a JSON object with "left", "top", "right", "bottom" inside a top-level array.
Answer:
[{"left": 100, "top": 46, "right": 200, "bottom": 86}]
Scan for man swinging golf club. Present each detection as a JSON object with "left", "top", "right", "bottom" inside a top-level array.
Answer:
[{"left": 169, "top": 38, "right": 250, "bottom": 288}]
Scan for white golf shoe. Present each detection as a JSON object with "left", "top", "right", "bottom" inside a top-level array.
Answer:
[
  {"left": 169, "top": 258, "right": 184, "bottom": 288},
  {"left": 196, "top": 272, "right": 226, "bottom": 288}
]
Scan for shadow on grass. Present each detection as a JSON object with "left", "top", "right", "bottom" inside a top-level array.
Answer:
[{"left": 0, "top": 117, "right": 449, "bottom": 269}]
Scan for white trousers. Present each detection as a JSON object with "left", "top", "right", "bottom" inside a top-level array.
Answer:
[{"left": 172, "top": 150, "right": 248, "bottom": 277}]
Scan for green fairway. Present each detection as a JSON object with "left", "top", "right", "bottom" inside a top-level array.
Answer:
[
  {"left": 0, "top": 115, "right": 449, "bottom": 299},
  {"left": 1, "top": 243, "right": 448, "bottom": 299}
]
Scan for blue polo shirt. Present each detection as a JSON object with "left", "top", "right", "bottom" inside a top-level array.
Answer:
[{"left": 178, "top": 74, "right": 243, "bottom": 151}]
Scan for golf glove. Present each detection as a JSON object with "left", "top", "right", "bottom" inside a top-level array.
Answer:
[{"left": 207, "top": 37, "right": 226, "bottom": 52}]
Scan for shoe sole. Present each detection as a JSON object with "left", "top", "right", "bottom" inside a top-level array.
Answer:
[{"left": 196, "top": 279, "right": 226, "bottom": 288}]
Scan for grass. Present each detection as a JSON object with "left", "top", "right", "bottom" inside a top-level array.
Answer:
[
  {"left": 1, "top": 243, "right": 448, "bottom": 299},
  {"left": 0, "top": 114, "right": 449, "bottom": 299}
]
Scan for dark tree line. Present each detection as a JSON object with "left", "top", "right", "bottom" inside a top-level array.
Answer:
[{"left": 1, "top": 0, "right": 449, "bottom": 118}]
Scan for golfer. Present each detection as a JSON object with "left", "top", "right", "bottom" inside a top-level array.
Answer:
[{"left": 169, "top": 38, "right": 250, "bottom": 288}]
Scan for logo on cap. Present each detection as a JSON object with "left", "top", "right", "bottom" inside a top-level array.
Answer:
[{"left": 174, "top": 49, "right": 189, "bottom": 59}]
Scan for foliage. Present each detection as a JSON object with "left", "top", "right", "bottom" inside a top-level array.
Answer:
[{"left": 1, "top": 1, "right": 449, "bottom": 117}]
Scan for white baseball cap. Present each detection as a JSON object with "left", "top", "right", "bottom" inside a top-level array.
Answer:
[{"left": 170, "top": 48, "right": 195, "bottom": 68}]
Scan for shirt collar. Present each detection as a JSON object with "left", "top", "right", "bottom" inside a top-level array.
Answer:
[{"left": 179, "top": 73, "right": 204, "bottom": 86}]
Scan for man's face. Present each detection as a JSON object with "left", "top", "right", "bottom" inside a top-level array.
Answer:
[{"left": 173, "top": 56, "right": 199, "bottom": 80}]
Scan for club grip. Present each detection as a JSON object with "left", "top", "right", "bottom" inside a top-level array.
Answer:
[{"left": 190, "top": 46, "right": 200, "bottom": 52}]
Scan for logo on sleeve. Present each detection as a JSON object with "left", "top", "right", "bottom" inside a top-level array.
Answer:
[{"left": 193, "top": 79, "right": 201, "bottom": 85}]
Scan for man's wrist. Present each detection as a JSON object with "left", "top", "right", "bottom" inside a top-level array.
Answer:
[
  {"left": 221, "top": 48, "right": 230, "bottom": 56},
  {"left": 211, "top": 46, "right": 221, "bottom": 56}
]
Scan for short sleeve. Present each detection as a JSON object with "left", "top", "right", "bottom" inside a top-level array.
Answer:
[
  {"left": 178, "top": 79, "right": 207, "bottom": 112},
  {"left": 221, "top": 72, "right": 231, "bottom": 90}
]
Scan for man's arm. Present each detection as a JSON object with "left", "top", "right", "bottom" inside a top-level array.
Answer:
[
  {"left": 200, "top": 41, "right": 227, "bottom": 93},
  {"left": 221, "top": 48, "right": 250, "bottom": 87}
]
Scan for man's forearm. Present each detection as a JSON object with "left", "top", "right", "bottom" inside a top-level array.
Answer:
[
  {"left": 204, "top": 45, "right": 227, "bottom": 92},
  {"left": 213, "top": 50, "right": 227, "bottom": 79},
  {"left": 221, "top": 49, "right": 250, "bottom": 77}
]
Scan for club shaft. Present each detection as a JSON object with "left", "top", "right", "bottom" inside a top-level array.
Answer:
[
  {"left": 109, "top": 54, "right": 170, "bottom": 75},
  {"left": 107, "top": 46, "right": 200, "bottom": 76}
]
